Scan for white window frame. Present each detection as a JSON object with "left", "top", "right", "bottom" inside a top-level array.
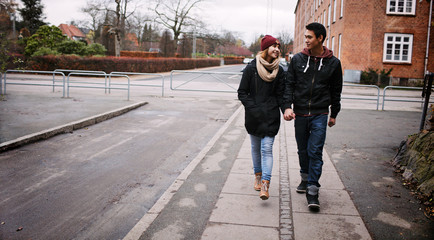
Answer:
[
  {"left": 326, "top": 38, "right": 329, "bottom": 49},
  {"left": 383, "top": 33, "right": 413, "bottom": 63},
  {"left": 328, "top": 4, "right": 331, "bottom": 26},
  {"left": 331, "top": 36, "right": 335, "bottom": 53},
  {"left": 338, "top": 34, "right": 342, "bottom": 59},
  {"left": 333, "top": 0, "right": 337, "bottom": 22},
  {"left": 340, "top": 0, "right": 344, "bottom": 18},
  {"left": 323, "top": 10, "right": 326, "bottom": 25},
  {"left": 386, "top": 0, "right": 416, "bottom": 15}
]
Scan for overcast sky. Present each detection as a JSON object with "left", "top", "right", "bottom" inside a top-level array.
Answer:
[{"left": 35, "top": 0, "right": 297, "bottom": 45}]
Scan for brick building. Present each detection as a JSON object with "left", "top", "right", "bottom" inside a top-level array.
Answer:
[{"left": 294, "top": 0, "right": 434, "bottom": 84}]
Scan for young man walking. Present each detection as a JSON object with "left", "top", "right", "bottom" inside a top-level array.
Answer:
[{"left": 283, "top": 22, "right": 343, "bottom": 210}]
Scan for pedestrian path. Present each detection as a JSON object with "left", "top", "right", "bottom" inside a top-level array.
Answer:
[
  {"left": 200, "top": 119, "right": 371, "bottom": 240},
  {"left": 124, "top": 106, "right": 372, "bottom": 240}
]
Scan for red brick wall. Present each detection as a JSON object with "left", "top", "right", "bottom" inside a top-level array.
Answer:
[{"left": 294, "top": 0, "right": 434, "bottom": 80}]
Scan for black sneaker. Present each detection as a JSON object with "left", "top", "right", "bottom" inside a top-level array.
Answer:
[
  {"left": 306, "top": 192, "right": 320, "bottom": 210},
  {"left": 296, "top": 181, "right": 308, "bottom": 193}
]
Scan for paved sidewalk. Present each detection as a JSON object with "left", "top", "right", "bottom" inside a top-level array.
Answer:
[
  {"left": 200, "top": 119, "right": 371, "bottom": 239},
  {"left": 124, "top": 107, "right": 372, "bottom": 240}
]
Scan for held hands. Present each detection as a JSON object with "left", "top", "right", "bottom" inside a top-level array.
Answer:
[
  {"left": 283, "top": 108, "right": 296, "bottom": 121},
  {"left": 284, "top": 108, "right": 336, "bottom": 127}
]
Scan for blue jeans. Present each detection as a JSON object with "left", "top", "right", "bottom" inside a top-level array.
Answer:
[
  {"left": 250, "top": 135, "right": 275, "bottom": 181},
  {"left": 294, "top": 114, "right": 328, "bottom": 187}
]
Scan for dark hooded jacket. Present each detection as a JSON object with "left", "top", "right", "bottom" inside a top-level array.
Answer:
[
  {"left": 238, "top": 59, "right": 288, "bottom": 138},
  {"left": 284, "top": 46, "right": 343, "bottom": 118}
]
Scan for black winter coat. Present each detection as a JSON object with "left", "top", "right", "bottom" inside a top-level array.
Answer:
[
  {"left": 238, "top": 59, "right": 288, "bottom": 138},
  {"left": 284, "top": 49, "right": 343, "bottom": 118}
]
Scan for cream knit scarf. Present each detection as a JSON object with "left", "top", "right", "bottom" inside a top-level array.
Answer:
[{"left": 256, "top": 52, "right": 280, "bottom": 82}]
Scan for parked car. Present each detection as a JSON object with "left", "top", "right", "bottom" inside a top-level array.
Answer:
[
  {"left": 243, "top": 58, "right": 253, "bottom": 64},
  {"left": 149, "top": 48, "right": 161, "bottom": 53},
  {"left": 279, "top": 58, "right": 288, "bottom": 71}
]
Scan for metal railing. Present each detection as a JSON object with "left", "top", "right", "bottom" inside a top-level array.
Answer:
[
  {"left": 110, "top": 72, "right": 165, "bottom": 97},
  {"left": 66, "top": 72, "right": 130, "bottom": 100},
  {"left": 56, "top": 69, "right": 109, "bottom": 93},
  {"left": 342, "top": 83, "right": 381, "bottom": 110},
  {"left": 170, "top": 70, "right": 242, "bottom": 93},
  {"left": 382, "top": 86, "right": 434, "bottom": 110},
  {"left": 3, "top": 70, "right": 66, "bottom": 96}
]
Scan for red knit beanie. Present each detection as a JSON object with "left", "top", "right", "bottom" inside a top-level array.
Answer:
[{"left": 261, "top": 35, "right": 280, "bottom": 51}]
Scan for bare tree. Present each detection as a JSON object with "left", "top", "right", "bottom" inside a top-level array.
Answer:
[
  {"left": 80, "top": 0, "right": 138, "bottom": 55},
  {"left": 277, "top": 30, "right": 293, "bottom": 58},
  {"left": 153, "top": 0, "right": 205, "bottom": 56},
  {"left": 80, "top": 0, "right": 105, "bottom": 41}
]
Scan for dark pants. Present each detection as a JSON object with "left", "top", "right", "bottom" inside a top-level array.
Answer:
[{"left": 294, "top": 114, "right": 328, "bottom": 187}]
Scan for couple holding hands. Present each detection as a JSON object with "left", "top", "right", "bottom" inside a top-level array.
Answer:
[{"left": 238, "top": 22, "right": 343, "bottom": 210}]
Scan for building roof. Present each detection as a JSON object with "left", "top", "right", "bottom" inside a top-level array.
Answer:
[{"left": 58, "top": 24, "right": 86, "bottom": 39}]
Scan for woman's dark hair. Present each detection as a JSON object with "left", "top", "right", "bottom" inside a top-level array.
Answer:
[{"left": 306, "top": 22, "right": 326, "bottom": 43}]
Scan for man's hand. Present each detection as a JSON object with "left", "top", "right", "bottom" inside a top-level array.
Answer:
[
  {"left": 328, "top": 117, "right": 336, "bottom": 127},
  {"left": 283, "top": 108, "right": 296, "bottom": 121}
]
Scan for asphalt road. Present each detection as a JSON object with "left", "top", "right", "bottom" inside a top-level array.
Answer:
[
  {"left": 0, "top": 96, "right": 240, "bottom": 239},
  {"left": 324, "top": 109, "right": 434, "bottom": 240}
]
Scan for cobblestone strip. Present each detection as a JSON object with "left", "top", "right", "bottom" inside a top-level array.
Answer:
[{"left": 279, "top": 122, "right": 294, "bottom": 240}]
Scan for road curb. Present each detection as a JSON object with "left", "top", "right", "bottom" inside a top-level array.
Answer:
[{"left": 0, "top": 101, "right": 148, "bottom": 152}]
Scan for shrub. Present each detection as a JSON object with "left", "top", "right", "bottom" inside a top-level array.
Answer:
[
  {"left": 24, "top": 25, "right": 66, "bottom": 57},
  {"left": 32, "top": 47, "right": 60, "bottom": 57},
  {"left": 57, "top": 40, "right": 87, "bottom": 55},
  {"left": 28, "top": 55, "right": 221, "bottom": 73},
  {"left": 85, "top": 43, "right": 106, "bottom": 56},
  {"left": 223, "top": 56, "right": 244, "bottom": 65},
  {"left": 120, "top": 51, "right": 157, "bottom": 58},
  {"left": 360, "top": 68, "right": 393, "bottom": 87}
]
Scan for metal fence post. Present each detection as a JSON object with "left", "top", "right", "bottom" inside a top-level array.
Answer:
[{"left": 420, "top": 72, "right": 433, "bottom": 131}]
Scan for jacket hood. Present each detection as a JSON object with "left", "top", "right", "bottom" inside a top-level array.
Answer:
[
  {"left": 301, "top": 46, "right": 333, "bottom": 59},
  {"left": 300, "top": 46, "right": 334, "bottom": 73}
]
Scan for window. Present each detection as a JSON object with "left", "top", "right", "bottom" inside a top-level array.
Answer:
[
  {"left": 328, "top": 5, "right": 331, "bottom": 26},
  {"left": 331, "top": 36, "right": 335, "bottom": 52},
  {"left": 387, "top": 0, "right": 416, "bottom": 15},
  {"left": 338, "top": 34, "right": 342, "bottom": 59},
  {"left": 383, "top": 33, "right": 413, "bottom": 63},
  {"left": 340, "top": 0, "right": 344, "bottom": 18},
  {"left": 323, "top": 10, "right": 326, "bottom": 25},
  {"left": 326, "top": 38, "right": 329, "bottom": 49},
  {"left": 333, "top": 0, "right": 337, "bottom": 22}
]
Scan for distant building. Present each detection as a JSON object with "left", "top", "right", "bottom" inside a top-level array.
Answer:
[
  {"left": 58, "top": 24, "right": 86, "bottom": 42},
  {"left": 294, "top": 0, "right": 434, "bottom": 85}
]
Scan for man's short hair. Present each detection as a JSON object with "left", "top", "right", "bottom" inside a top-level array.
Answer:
[{"left": 306, "top": 22, "right": 326, "bottom": 43}]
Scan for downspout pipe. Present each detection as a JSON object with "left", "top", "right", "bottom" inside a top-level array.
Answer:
[{"left": 425, "top": 0, "right": 433, "bottom": 75}]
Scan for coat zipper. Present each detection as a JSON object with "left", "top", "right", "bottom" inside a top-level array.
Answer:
[{"left": 308, "top": 60, "right": 317, "bottom": 115}]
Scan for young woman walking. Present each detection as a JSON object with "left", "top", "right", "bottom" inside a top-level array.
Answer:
[{"left": 238, "top": 35, "right": 289, "bottom": 200}]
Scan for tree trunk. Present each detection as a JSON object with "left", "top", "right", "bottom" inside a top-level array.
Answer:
[{"left": 114, "top": 0, "right": 121, "bottom": 57}]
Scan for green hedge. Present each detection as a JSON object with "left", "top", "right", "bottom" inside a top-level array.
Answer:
[{"left": 27, "top": 55, "right": 221, "bottom": 73}]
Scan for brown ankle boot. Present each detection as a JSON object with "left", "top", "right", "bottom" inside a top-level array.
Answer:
[
  {"left": 260, "top": 180, "right": 270, "bottom": 200},
  {"left": 254, "top": 173, "right": 262, "bottom": 191}
]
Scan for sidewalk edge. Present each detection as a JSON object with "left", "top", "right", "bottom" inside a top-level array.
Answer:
[
  {"left": 122, "top": 104, "right": 243, "bottom": 240},
  {"left": 0, "top": 101, "right": 148, "bottom": 153}
]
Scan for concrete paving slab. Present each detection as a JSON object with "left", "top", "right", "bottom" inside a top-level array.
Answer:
[
  {"left": 208, "top": 193, "right": 279, "bottom": 227},
  {"left": 289, "top": 169, "right": 345, "bottom": 190},
  {"left": 201, "top": 222, "right": 279, "bottom": 240},
  {"left": 221, "top": 173, "right": 280, "bottom": 196},
  {"left": 293, "top": 212, "right": 371, "bottom": 240},
  {"left": 291, "top": 188, "right": 360, "bottom": 215},
  {"left": 230, "top": 157, "right": 254, "bottom": 174}
]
